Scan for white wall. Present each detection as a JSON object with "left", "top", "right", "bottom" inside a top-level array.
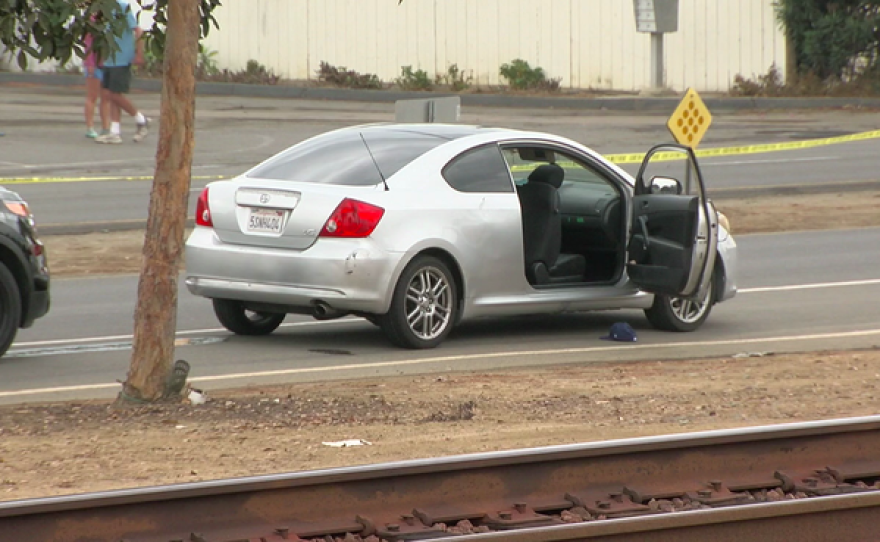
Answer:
[{"left": 202, "top": 0, "right": 786, "bottom": 92}]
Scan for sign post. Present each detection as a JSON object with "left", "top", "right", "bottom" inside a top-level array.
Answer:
[{"left": 633, "top": 0, "right": 680, "bottom": 90}]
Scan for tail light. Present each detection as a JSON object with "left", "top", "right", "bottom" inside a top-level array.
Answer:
[
  {"left": 195, "top": 187, "right": 213, "bottom": 227},
  {"left": 3, "top": 201, "right": 30, "bottom": 217},
  {"left": 320, "top": 198, "right": 384, "bottom": 238}
]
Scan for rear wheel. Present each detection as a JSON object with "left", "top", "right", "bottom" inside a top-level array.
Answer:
[
  {"left": 645, "top": 277, "right": 715, "bottom": 332},
  {"left": 212, "top": 299, "right": 285, "bottom": 336},
  {"left": 0, "top": 264, "right": 21, "bottom": 358},
  {"left": 379, "top": 255, "right": 457, "bottom": 349}
]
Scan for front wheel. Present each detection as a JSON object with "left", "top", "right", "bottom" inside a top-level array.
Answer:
[
  {"left": 212, "top": 299, "right": 285, "bottom": 336},
  {"left": 0, "top": 264, "right": 22, "bottom": 358},
  {"left": 644, "top": 278, "right": 715, "bottom": 332},
  {"left": 379, "top": 255, "right": 457, "bottom": 349}
]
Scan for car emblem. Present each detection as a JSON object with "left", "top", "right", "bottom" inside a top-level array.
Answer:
[{"left": 259, "top": 193, "right": 271, "bottom": 204}]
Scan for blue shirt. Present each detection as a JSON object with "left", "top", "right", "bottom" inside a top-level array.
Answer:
[{"left": 103, "top": 1, "right": 138, "bottom": 67}]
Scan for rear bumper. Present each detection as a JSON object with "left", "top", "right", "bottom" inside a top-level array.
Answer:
[{"left": 184, "top": 227, "right": 400, "bottom": 314}]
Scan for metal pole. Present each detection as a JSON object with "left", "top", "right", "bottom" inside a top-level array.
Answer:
[{"left": 650, "top": 32, "right": 664, "bottom": 89}]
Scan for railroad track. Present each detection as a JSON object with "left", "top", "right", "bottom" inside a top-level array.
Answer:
[{"left": 3, "top": 415, "right": 880, "bottom": 542}]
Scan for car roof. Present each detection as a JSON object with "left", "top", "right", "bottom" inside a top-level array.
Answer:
[{"left": 354, "top": 123, "right": 514, "bottom": 141}]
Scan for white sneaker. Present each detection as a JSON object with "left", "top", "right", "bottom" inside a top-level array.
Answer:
[
  {"left": 95, "top": 133, "right": 123, "bottom": 144},
  {"left": 133, "top": 117, "right": 151, "bottom": 142}
]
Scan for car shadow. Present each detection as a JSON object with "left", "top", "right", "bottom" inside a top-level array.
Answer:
[{"left": 229, "top": 312, "right": 653, "bottom": 352}]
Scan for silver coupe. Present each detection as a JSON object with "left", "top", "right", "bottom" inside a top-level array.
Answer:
[{"left": 185, "top": 124, "right": 737, "bottom": 348}]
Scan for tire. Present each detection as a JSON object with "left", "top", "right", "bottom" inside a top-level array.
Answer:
[
  {"left": 645, "top": 277, "right": 715, "bottom": 332},
  {"left": 379, "top": 255, "right": 457, "bottom": 349},
  {"left": 0, "top": 264, "right": 22, "bottom": 358},
  {"left": 212, "top": 299, "right": 285, "bottom": 336}
]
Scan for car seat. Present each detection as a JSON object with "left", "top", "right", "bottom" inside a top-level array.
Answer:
[{"left": 517, "top": 163, "right": 587, "bottom": 285}]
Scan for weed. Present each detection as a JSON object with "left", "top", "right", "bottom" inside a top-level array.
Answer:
[
  {"left": 396, "top": 65, "right": 433, "bottom": 91},
  {"left": 499, "top": 58, "right": 560, "bottom": 91},
  {"left": 435, "top": 64, "right": 472, "bottom": 91},
  {"left": 316, "top": 61, "right": 383, "bottom": 89},
  {"left": 197, "top": 46, "right": 220, "bottom": 78},
  {"left": 730, "top": 64, "right": 786, "bottom": 97}
]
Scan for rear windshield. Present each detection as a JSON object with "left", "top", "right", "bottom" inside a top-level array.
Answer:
[{"left": 246, "top": 130, "right": 449, "bottom": 186}]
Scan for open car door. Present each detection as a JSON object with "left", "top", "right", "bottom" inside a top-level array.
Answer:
[{"left": 626, "top": 144, "right": 718, "bottom": 299}]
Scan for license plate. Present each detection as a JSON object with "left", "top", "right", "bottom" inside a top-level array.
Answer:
[{"left": 247, "top": 208, "right": 285, "bottom": 233}]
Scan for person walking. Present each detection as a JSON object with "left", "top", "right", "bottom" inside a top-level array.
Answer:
[
  {"left": 95, "top": 0, "right": 151, "bottom": 144},
  {"left": 82, "top": 11, "right": 106, "bottom": 139}
]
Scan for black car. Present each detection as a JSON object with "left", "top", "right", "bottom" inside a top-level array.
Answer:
[{"left": 0, "top": 186, "right": 49, "bottom": 357}]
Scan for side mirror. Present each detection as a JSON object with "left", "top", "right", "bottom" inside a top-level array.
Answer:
[{"left": 649, "top": 176, "right": 682, "bottom": 195}]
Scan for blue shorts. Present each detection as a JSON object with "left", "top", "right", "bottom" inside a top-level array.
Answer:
[{"left": 84, "top": 67, "right": 103, "bottom": 80}]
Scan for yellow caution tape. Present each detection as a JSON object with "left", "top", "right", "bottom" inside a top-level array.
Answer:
[
  {"left": 2, "top": 128, "right": 879, "bottom": 183},
  {"left": 0, "top": 174, "right": 227, "bottom": 184},
  {"left": 604, "top": 128, "right": 880, "bottom": 164}
]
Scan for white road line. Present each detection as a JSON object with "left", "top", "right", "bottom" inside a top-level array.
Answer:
[
  {"left": 10, "top": 319, "right": 351, "bottom": 348},
  {"left": 3, "top": 327, "right": 880, "bottom": 399},
  {"left": 701, "top": 156, "right": 834, "bottom": 167},
  {"left": 739, "top": 278, "right": 880, "bottom": 294}
]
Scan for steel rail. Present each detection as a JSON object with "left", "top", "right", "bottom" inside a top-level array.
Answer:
[{"left": 2, "top": 415, "right": 880, "bottom": 542}]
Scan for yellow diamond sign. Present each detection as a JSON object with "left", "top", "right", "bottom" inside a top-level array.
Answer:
[{"left": 667, "top": 88, "right": 712, "bottom": 148}]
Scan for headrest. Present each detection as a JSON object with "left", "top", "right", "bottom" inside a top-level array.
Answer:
[{"left": 527, "top": 163, "right": 564, "bottom": 189}]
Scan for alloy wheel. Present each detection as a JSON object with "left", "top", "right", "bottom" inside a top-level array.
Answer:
[
  {"left": 404, "top": 266, "right": 453, "bottom": 341},
  {"left": 668, "top": 285, "right": 712, "bottom": 324}
]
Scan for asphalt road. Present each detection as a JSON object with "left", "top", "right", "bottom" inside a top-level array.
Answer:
[
  {"left": 3, "top": 228, "right": 880, "bottom": 404},
  {"left": 1, "top": 86, "right": 879, "bottom": 229},
  {"left": 2, "top": 83, "right": 880, "bottom": 405}
]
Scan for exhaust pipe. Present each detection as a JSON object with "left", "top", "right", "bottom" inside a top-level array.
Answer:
[{"left": 313, "top": 301, "right": 348, "bottom": 321}]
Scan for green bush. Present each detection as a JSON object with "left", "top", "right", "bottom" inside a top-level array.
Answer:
[
  {"left": 499, "top": 59, "right": 560, "bottom": 91},
  {"left": 316, "top": 61, "right": 383, "bottom": 89},
  {"left": 435, "top": 64, "right": 472, "bottom": 91},
  {"left": 396, "top": 65, "right": 433, "bottom": 91},
  {"left": 775, "top": 0, "right": 880, "bottom": 81},
  {"left": 201, "top": 59, "right": 279, "bottom": 85}
]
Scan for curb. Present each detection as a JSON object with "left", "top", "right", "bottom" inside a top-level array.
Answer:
[{"left": 3, "top": 72, "right": 880, "bottom": 112}]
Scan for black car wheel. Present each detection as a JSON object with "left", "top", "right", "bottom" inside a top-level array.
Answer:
[
  {"left": 0, "top": 264, "right": 22, "bottom": 358},
  {"left": 645, "top": 277, "right": 715, "bottom": 332},
  {"left": 212, "top": 299, "right": 285, "bottom": 336},
  {"left": 380, "top": 255, "right": 457, "bottom": 349}
]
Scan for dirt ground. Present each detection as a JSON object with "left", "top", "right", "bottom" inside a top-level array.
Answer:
[{"left": 2, "top": 190, "right": 878, "bottom": 503}]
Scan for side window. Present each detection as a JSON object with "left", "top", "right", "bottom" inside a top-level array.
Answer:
[
  {"left": 442, "top": 145, "right": 514, "bottom": 193},
  {"left": 501, "top": 145, "right": 619, "bottom": 197}
]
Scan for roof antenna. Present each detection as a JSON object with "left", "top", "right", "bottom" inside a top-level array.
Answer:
[{"left": 360, "top": 132, "right": 389, "bottom": 191}]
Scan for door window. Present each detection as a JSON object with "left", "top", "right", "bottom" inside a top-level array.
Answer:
[{"left": 502, "top": 144, "right": 626, "bottom": 283}]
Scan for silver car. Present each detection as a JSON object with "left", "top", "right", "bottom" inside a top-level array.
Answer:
[{"left": 185, "top": 124, "right": 737, "bottom": 349}]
